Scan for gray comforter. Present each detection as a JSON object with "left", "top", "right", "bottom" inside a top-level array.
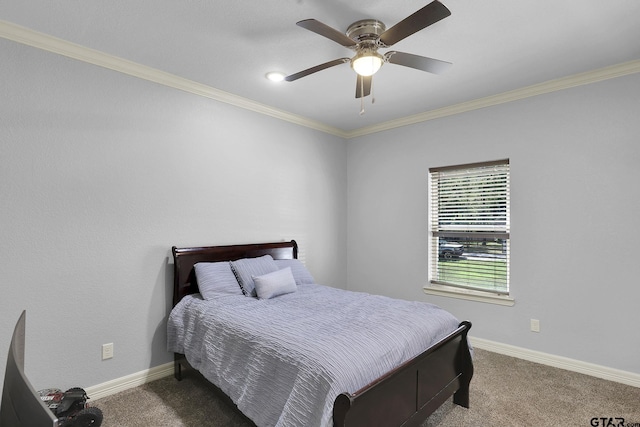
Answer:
[{"left": 167, "top": 283, "right": 461, "bottom": 427}]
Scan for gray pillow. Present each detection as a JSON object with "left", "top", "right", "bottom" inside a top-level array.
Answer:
[
  {"left": 194, "top": 262, "right": 243, "bottom": 300},
  {"left": 230, "top": 255, "right": 279, "bottom": 297},
  {"left": 274, "top": 259, "right": 316, "bottom": 285},
  {"left": 253, "top": 267, "right": 297, "bottom": 299}
]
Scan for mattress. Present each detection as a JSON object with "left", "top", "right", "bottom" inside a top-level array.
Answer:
[{"left": 167, "top": 283, "right": 461, "bottom": 427}]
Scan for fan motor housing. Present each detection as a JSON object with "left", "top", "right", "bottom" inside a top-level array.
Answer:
[{"left": 346, "top": 19, "right": 386, "bottom": 43}]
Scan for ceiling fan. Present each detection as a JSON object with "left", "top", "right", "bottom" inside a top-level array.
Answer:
[{"left": 284, "top": 0, "right": 452, "bottom": 100}]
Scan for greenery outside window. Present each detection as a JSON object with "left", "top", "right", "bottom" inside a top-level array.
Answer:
[{"left": 428, "top": 159, "right": 510, "bottom": 299}]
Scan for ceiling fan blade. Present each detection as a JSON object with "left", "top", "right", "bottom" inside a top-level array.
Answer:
[
  {"left": 379, "top": 0, "right": 451, "bottom": 47},
  {"left": 284, "top": 58, "right": 350, "bottom": 82},
  {"left": 297, "top": 19, "right": 357, "bottom": 47},
  {"left": 355, "top": 75, "right": 372, "bottom": 99},
  {"left": 385, "top": 51, "right": 452, "bottom": 74}
]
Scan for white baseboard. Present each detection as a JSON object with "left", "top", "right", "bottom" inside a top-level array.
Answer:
[
  {"left": 470, "top": 336, "right": 640, "bottom": 388},
  {"left": 86, "top": 362, "right": 174, "bottom": 400},
  {"left": 86, "top": 340, "right": 640, "bottom": 401}
]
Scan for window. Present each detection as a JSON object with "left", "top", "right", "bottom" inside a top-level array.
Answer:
[{"left": 428, "top": 159, "right": 511, "bottom": 302}]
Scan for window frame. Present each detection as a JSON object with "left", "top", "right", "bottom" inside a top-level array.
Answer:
[{"left": 425, "top": 159, "right": 514, "bottom": 306}]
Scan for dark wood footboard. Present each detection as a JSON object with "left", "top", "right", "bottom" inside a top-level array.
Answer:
[
  {"left": 333, "top": 321, "right": 473, "bottom": 427},
  {"left": 174, "top": 321, "right": 472, "bottom": 427}
]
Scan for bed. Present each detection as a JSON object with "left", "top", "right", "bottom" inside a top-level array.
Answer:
[{"left": 167, "top": 240, "right": 473, "bottom": 427}]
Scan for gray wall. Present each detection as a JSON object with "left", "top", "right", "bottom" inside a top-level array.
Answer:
[
  {"left": 346, "top": 72, "right": 640, "bottom": 374},
  {"left": 2, "top": 32, "right": 638, "bottom": 396},
  {"left": 0, "top": 38, "right": 347, "bottom": 390}
]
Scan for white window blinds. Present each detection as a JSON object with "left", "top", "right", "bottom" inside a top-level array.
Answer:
[{"left": 429, "top": 159, "right": 510, "bottom": 295}]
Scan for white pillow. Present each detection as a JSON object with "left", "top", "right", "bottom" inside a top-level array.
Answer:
[{"left": 252, "top": 267, "right": 297, "bottom": 300}]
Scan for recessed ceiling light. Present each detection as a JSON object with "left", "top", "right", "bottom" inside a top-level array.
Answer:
[{"left": 265, "top": 71, "right": 286, "bottom": 82}]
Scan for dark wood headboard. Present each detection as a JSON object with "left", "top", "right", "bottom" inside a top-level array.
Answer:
[{"left": 172, "top": 240, "right": 298, "bottom": 306}]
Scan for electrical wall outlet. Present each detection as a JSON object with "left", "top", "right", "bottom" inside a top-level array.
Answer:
[
  {"left": 102, "top": 343, "right": 114, "bottom": 360},
  {"left": 530, "top": 319, "right": 540, "bottom": 333}
]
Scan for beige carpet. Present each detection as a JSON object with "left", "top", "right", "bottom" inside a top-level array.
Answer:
[{"left": 94, "top": 349, "right": 640, "bottom": 426}]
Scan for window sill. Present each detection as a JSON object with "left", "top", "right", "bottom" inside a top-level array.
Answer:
[{"left": 423, "top": 283, "right": 515, "bottom": 306}]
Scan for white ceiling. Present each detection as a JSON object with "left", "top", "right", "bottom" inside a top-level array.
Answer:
[{"left": 2, "top": 0, "right": 640, "bottom": 134}]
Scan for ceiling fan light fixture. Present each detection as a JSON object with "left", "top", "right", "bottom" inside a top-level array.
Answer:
[
  {"left": 287, "top": 1, "right": 452, "bottom": 99},
  {"left": 351, "top": 50, "right": 383, "bottom": 77}
]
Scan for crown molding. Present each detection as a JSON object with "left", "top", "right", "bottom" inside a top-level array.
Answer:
[
  {"left": 345, "top": 59, "right": 640, "bottom": 138},
  {"left": 0, "top": 20, "right": 349, "bottom": 138},
  {"left": 2, "top": 19, "right": 638, "bottom": 140}
]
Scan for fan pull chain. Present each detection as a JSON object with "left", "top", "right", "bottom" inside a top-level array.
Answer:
[
  {"left": 371, "top": 78, "right": 375, "bottom": 104},
  {"left": 359, "top": 77, "right": 365, "bottom": 115},
  {"left": 358, "top": 77, "right": 377, "bottom": 115}
]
